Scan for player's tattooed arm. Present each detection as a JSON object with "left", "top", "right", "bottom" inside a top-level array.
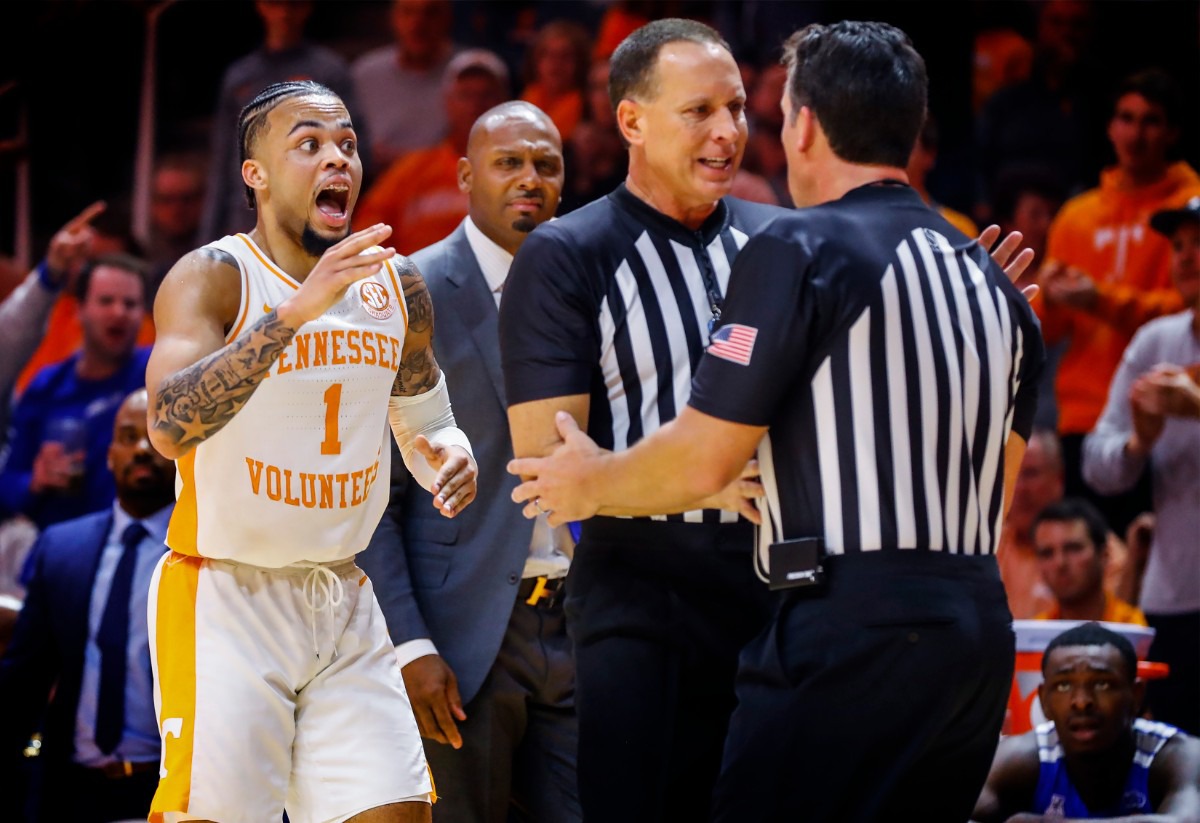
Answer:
[
  {"left": 151, "top": 310, "right": 297, "bottom": 450},
  {"left": 393, "top": 257, "right": 442, "bottom": 397}
]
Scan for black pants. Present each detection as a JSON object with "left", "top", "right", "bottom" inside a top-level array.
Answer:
[
  {"left": 426, "top": 593, "right": 580, "bottom": 823},
  {"left": 1146, "top": 610, "right": 1200, "bottom": 735},
  {"left": 566, "top": 518, "right": 772, "bottom": 823},
  {"left": 713, "top": 551, "right": 1014, "bottom": 823}
]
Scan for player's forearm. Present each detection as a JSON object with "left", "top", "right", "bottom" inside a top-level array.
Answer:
[{"left": 150, "top": 310, "right": 297, "bottom": 457}]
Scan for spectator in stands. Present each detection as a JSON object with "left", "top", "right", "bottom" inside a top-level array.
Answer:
[
  {"left": 0, "top": 256, "right": 151, "bottom": 530},
  {"left": 1040, "top": 68, "right": 1200, "bottom": 533},
  {"left": 0, "top": 203, "right": 109, "bottom": 438},
  {"left": 0, "top": 389, "right": 174, "bottom": 821},
  {"left": 908, "top": 115, "right": 978, "bottom": 237},
  {"left": 1082, "top": 195, "right": 1200, "bottom": 734},
  {"left": 1032, "top": 498, "right": 1147, "bottom": 625},
  {"left": 521, "top": 20, "right": 591, "bottom": 143},
  {"left": 355, "top": 49, "right": 509, "bottom": 254},
  {"left": 998, "top": 431, "right": 1134, "bottom": 619},
  {"left": 14, "top": 205, "right": 152, "bottom": 398},
  {"left": 199, "top": 0, "right": 361, "bottom": 241},
  {"left": 0, "top": 205, "right": 126, "bottom": 606},
  {"left": 144, "top": 154, "right": 206, "bottom": 298},
  {"left": 353, "top": 0, "right": 458, "bottom": 170}
]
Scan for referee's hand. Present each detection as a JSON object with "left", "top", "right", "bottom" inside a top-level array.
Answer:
[
  {"left": 699, "top": 460, "right": 763, "bottom": 524},
  {"left": 978, "top": 225, "right": 1038, "bottom": 300},
  {"left": 509, "top": 412, "right": 603, "bottom": 526}
]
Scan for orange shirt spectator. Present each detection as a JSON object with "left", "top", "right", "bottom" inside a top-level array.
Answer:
[
  {"left": 1042, "top": 159, "right": 1200, "bottom": 434},
  {"left": 1040, "top": 70, "right": 1200, "bottom": 436}
]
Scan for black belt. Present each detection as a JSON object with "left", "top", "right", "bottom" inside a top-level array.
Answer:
[{"left": 517, "top": 575, "right": 566, "bottom": 609}]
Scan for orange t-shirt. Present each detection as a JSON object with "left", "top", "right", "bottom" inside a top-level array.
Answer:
[
  {"left": 1040, "top": 161, "right": 1200, "bottom": 434},
  {"left": 354, "top": 141, "right": 468, "bottom": 256},
  {"left": 1035, "top": 593, "right": 1149, "bottom": 627},
  {"left": 15, "top": 296, "right": 156, "bottom": 394}
]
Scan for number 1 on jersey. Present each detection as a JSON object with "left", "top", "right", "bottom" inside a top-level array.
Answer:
[{"left": 321, "top": 383, "right": 342, "bottom": 455}]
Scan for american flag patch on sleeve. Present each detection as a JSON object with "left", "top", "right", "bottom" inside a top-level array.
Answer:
[{"left": 707, "top": 323, "right": 758, "bottom": 366}]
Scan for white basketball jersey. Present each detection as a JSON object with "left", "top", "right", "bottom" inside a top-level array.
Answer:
[{"left": 167, "top": 233, "right": 409, "bottom": 567}]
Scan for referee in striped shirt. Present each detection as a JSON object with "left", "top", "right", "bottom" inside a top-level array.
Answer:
[
  {"left": 510, "top": 21, "right": 1045, "bottom": 823},
  {"left": 499, "top": 19, "right": 782, "bottom": 821}
]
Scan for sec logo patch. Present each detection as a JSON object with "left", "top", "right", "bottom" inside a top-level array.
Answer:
[{"left": 360, "top": 281, "right": 395, "bottom": 320}]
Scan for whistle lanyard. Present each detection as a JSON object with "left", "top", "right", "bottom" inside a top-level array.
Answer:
[{"left": 695, "top": 233, "right": 724, "bottom": 342}]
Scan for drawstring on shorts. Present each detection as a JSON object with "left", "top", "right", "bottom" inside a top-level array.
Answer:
[{"left": 300, "top": 563, "right": 345, "bottom": 659}]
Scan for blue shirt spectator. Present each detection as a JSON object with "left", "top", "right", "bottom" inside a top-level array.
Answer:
[
  {"left": 0, "top": 347, "right": 151, "bottom": 528},
  {"left": 0, "top": 256, "right": 150, "bottom": 529}
]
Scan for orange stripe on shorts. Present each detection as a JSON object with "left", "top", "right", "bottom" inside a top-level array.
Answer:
[
  {"left": 149, "top": 552, "right": 203, "bottom": 821},
  {"left": 166, "top": 451, "right": 200, "bottom": 557}
]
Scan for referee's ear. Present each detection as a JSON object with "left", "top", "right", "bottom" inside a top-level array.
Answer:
[
  {"left": 616, "top": 99, "right": 644, "bottom": 147},
  {"left": 792, "top": 105, "right": 817, "bottom": 154}
]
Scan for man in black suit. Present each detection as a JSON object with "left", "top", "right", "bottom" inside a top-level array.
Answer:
[
  {"left": 0, "top": 388, "right": 176, "bottom": 822},
  {"left": 358, "top": 101, "right": 579, "bottom": 822}
]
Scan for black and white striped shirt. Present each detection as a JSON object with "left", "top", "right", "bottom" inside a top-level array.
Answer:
[
  {"left": 500, "top": 184, "right": 783, "bottom": 523},
  {"left": 688, "top": 183, "right": 1044, "bottom": 571}
]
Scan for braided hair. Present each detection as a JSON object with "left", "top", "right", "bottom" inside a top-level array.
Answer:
[{"left": 236, "top": 80, "right": 342, "bottom": 209}]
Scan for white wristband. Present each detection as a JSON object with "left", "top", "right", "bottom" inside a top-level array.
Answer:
[{"left": 387, "top": 373, "right": 473, "bottom": 492}]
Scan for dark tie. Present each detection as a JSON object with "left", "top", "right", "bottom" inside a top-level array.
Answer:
[{"left": 95, "top": 521, "right": 147, "bottom": 754}]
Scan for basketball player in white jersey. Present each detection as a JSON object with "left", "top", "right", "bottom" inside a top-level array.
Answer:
[{"left": 143, "top": 80, "right": 476, "bottom": 823}]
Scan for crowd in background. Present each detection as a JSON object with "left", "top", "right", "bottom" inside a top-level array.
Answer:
[{"left": 0, "top": 0, "right": 1197, "bottom": 816}]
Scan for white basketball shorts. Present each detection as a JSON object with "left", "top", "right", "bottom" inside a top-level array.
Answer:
[{"left": 146, "top": 551, "right": 431, "bottom": 823}]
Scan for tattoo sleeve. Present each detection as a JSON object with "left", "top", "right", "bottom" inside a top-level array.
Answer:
[
  {"left": 152, "top": 310, "right": 296, "bottom": 451},
  {"left": 392, "top": 258, "right": 441, "bottom": 397}
]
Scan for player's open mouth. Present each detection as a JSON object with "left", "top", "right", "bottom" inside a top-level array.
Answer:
[
  {"left": 1066, "top": 717, "right": 1102, "bottom": 740},
  {"left": 699, "top": 157, "right": 733, "bottom": 170},
  {"left": 315, "top": 183, "right": 350, "bottom": 221}
]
